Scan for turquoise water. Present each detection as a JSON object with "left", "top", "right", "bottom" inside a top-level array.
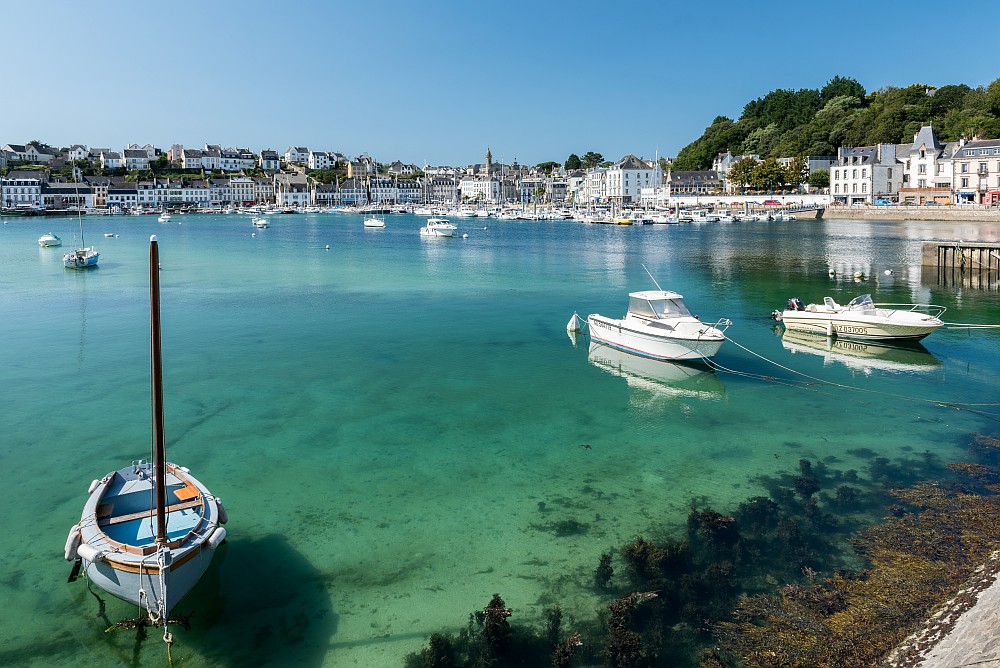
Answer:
[{"left": 0, "top": 212, "right": 997, "bottom": 666}]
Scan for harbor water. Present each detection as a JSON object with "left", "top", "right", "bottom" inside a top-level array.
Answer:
[{"left": 0, "top": 212, "right": 997, "bottom": 666}]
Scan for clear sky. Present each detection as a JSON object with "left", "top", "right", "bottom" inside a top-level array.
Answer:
[{"left": 4, "top": 0, "right": 998, "bottom": 167}]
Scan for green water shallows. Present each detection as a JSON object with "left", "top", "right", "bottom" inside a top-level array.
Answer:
[{"left": 0, "top": 213, "right": 997, "bottom": 666}]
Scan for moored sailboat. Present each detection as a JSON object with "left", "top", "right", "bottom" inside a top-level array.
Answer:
[{"left": 65, "top": 236, "right": 227, "bottom": 636}]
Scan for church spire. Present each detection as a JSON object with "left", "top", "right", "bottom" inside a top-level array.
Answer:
[{"left": 485, "top": 148, "right": 492, "bottom": 178}]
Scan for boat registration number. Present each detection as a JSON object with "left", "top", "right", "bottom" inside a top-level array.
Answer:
[{"left": 834, "top": 325, "right": 868, "bottom": 335}]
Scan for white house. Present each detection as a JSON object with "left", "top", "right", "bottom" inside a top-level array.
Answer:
[
  {"left": 123, "top": 149, "right": 150, "bottom": 171},
  {"left": 100, "top": 151, "right": 123, "bottom": 169},
  {"left": 1, "top": 170, "right": 45, "bottom": 208},
  {"left": 181, "top": 148, "right": 204, "bottom": 170},
  {"left": 67, "top": 145, "right": 90, "bottom": 162},
  {"left": 274, "top": 173, "right": 310, "bottom": 207},
  {"left": 309, "top": 151, "right": 335, "bottom": 170},
  {"left": 605, "top": 154, "right": 660, "bottom": 204},
  {"left": 897, "top": 126, "right": 957, "bottom": 204},
  {"left": 229, "top": 176, "right": 255, "bottom": 204},
  {"left": 830, "top": 144, "right": 900, "bottom": 205},
  {"left": 284, "top": 146, "right": 309, "bottom": 165},
  {"left": 259, "top": 149, "right": 280, "bottom": 171}
]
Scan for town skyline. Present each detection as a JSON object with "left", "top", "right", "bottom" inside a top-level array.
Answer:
[{"left": 6, "top": 0, "right": 998, "bottom": 166}]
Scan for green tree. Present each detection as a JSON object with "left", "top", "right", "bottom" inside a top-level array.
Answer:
[
  {"left": 821, "top": 76, "right": 866, "bottom": 103},
  {"left": 535, "top": 161, "right": 560, "bottom": 174},
  {"left": 533, "top": 186, "right": 546, "bottom": 202},
  {"left": 564, "top": 153, "right": 582, "bottom": 170},
  {"left": 581, "top": 151, "right": 604, "bottom": 169},
  {"left": 808, "top": 168, "right": 830, "bottom": 190},
  {"left": 784, "top": 156, "right": 808, "bottom": 188},
  {"left": 751, "top": 158, "right": 787, "bottom": 191},
  {"left": 728, "top": 157, "right": 758, "bottom": 192}
]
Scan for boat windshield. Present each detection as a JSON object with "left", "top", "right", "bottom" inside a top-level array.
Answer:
[
  {"left": 629, "top": 296, "right": 692, "bottom": 318},
  {"left": 847, "top": 294, "right": 874, "bottom": 310}
]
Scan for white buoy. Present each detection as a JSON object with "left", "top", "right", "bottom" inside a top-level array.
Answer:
[
  {"left": 251, "top": 233, "right": 256, "bottom": 237},
  {"left": 853, "top": 271, "right": 864, "bottom": 279},
  {"left": 325, "top": 244, "right": 330, "bottom": 250},
  {"left": 828, "top": 269, "right": 836, "bottom": 276},
  {"left": 567, "top": 312, "right": 585, "bottom": 333},
  {"left": 884, "top": 269, "right": 892, "bottom": 275},
  {"left": 462, "top": 233, "right": 468, "bottom": 238}
]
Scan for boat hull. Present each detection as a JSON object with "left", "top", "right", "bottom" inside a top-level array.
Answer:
[
  {"left": 74, "top": 462, "right": 225, "bottom": 614},
  {"left": 64, "top": 249, "right": 99, "bottom": 269},
  {"left": 587, "top": 314, "right": 725, "bottom": 361},
  {"left": 778, "top": 312, "right": 941, "bottom": 340}
]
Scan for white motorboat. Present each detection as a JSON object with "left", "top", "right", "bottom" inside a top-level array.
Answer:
[
  {"left": 38, "top": 232, "right": 62, "bottom": 247},
  {"left": 587, "top": 290, "right": 731, "bottom": 361},
  {"left": 157, "top": 212, "right": 171, "bottom": 223},
  {"left": 363, "top": 215, "right": 386, "bottom": 228},
  {"left": 252, "top": 216, "right": 269, "bottom": 228},
  {"left": 773, "top": 294, "right": 946, "bottom": 341},
  {"left": 420, "top": 218, "right": 456, "bottom": 237}
]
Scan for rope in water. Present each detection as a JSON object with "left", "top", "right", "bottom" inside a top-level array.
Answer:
[{"left": 715, "top": 334, "right": 1000, "bottom": 422}]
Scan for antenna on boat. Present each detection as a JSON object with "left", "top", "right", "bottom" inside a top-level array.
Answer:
[{"left": 641, "top": 263, "right": 664, "bottom": 292}]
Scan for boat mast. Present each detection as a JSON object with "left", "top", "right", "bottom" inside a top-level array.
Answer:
[{"left": 149, "top": 236, "right": 168, "bottom": 545}]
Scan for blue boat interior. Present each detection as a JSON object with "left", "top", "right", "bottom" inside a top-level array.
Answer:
[{"left": 97, "top": 472, "right": 204, "bottom": 547}]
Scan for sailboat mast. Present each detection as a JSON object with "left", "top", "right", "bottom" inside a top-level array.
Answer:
[{"left": 149, "top": 236, "right": 167, "bottom": 545}]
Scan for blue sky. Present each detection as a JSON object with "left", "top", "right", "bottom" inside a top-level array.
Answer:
[{"left": 5, "top": 0, "right": 998, "bottom": 167}]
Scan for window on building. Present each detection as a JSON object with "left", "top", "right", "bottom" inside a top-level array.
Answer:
[
  {"left": 918, "top": 164, "right": 926, "bottom": 174},
  {"left": 961, "top": 178, "right": 969, "bottom": 187},
  {"left": 852, "top": 169, "right": 857, "bottom": 178},
  {"left": 862, "top": 183, "right": 867, "bottom": 192},
  {"left": 961, "top": 164, "right": 968, "bottom": 173},
  {"left": 862, "top": 169, "right": 867, "bottom": 178},
  {"left": 979, "top": 162, "right": 987, "bottom": 173},
  {"left": 852, "top": 184, "right": 857, "bottom": 193},
  {"left": 888, "top": 168, "right": 893, "bottom": 178},
  {"left": 835, "top": 184, "right": 839, "bottom": 193}
]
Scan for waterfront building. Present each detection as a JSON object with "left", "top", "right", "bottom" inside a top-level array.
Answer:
[
  {"left": 259, "top": 149, "right": 280, "bottom": 171},
  {"left": 274, "top": 173, "right": 310, "bottom": 207},
  {"left": 229, "top": 176, "right": 255, "bottom": 205},
  {"left": 427, "top": 176, "right": 458, "bottom": 203},
  {"left": 396, "top": 179, "right": 422, "bottom": 203},
  {"left": 338, "top": 178, "right": 367, "bottom": 205},
  {"left": 547, "top": 178, "right": 568, "bottom": 203},
  {"left": 106, "top": 182, "right": 138, "bottom": 212},
  {"left": 605, "top": 154, "right": 660, "bottom": 205},
  {"left": 666, "top": 170, "right": 722, "bottom": 197},
  {"left": 583, "top": 167, "right": 608, "bottom": 203},
  {"left": 313, "top": 182, "right": 338, "bottom": 207},
  {"left": 951, "top": 136, "right": 1000, "bottom": 204},
  {"left": 202, "top": 145, "right": 222, "bottom": 171},
  {"left": 830, "top": 143, "right": 899, "bottom": 205},
  {"left": 254, "top": 176, "right": 275, "bottom": 204},
  {"left": 369, "top": 176, "right": 397, "bottom": 204},
  {"left": 41, "top": 180, "right": 92, "bottom": 209},
  {"left": 897, "top": 126, "right": 957, "bottom": 205},
  {"left": 84, "top": 175, "right": 116, "bottom": 208},
  {"left": 1, "top": 170, "right": 44, "bottom": 208},
  {"left": 137, "top": 180, "right": 157, "bottom": 208},
  {"left": 127, "top": 143, "right": 158, "bottom": 159}
]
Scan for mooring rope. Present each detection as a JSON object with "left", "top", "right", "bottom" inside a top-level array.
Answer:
[{"left": 718, "top": 334, "right": 1000, "bottom": 422}]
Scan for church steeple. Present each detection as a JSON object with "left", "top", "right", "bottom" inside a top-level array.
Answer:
[{"left": 485, "top": 148, "right": 492, "bottom": 178}]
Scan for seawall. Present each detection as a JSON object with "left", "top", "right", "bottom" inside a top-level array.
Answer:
[{"left": 825, "top": 205, "right": 1000, "bottom": 222}]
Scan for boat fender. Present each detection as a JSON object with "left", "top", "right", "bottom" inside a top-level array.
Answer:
[
  {"left": 179, "top": 466, "right": 190, "bottom": 473},
  {"left": 64, "top": 525, "right": 82, "bottom": 561},
  {"left": 88, "top": 479, "right": 100, "bottom": 494},
  {"left": 207, "top": 527, "right": 227, "bottom": 550},
  {"left": 826, "top": 321, "right": 833, "bottom": 337},
  {"left": 76, "top": 543, "right": 105, "bottom": 563},
  {"left": 217, "top": 499, "right": 229, "bottom": 525}
]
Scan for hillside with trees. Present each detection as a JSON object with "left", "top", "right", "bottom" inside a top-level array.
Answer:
[{"left": 671, "top": 76, "right": 1000, "bottom": 170}]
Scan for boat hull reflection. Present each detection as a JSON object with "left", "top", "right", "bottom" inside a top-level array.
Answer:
[
  {"left": 780, "top": 329, "right": 941, "bottom": 374},
  {"left": 588, "top": 342, "right": 725, "bottom": 401}
]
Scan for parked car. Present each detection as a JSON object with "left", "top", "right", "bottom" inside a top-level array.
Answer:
[
  {"left": 763, "top": 199, "right": 781, "bottom": 206},
  {"left": 874, "top": 198, "right": 893, "bottom": 206}
]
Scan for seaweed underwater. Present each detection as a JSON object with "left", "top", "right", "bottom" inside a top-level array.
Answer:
[{"left": 405, "top": 435, "right": 998, "bottom": 667}]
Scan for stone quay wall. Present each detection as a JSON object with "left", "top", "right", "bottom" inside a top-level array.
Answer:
[{"left": 825, "top": 205, "right": 1000, "bottom": 222}]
